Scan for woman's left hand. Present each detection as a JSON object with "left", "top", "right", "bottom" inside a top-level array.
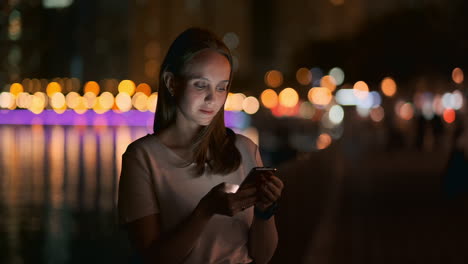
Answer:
[{"left": 255, "top": 173, "right": 284, "bottom": 211}]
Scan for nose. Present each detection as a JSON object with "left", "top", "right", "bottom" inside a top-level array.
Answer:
[{"left": 204, "top": 89, "right": 214, "bottom": 103}]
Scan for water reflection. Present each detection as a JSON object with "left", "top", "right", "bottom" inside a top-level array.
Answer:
[{"left": 0, "top": 124, "right": 148, "bottom": 264}]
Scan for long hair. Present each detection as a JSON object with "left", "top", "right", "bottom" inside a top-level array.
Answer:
[{"left": 153, "top": 27, "right": 241, "bottom": 176}]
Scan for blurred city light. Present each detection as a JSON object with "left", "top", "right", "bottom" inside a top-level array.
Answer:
[
  {"left": 84, "top": 81, "right": 100, "bottom": 95},
  {"left": 310, "top": 67, "right": 324, "bottom": 87},
  {"left": 43, "top": 0, "right": 74, "bottom": 8},
  {"left": 0, "top": 92, "right": 15, "bottom": 109},
  {"left": 132, "top": 92, "right": 149, "bottom": 112},
  {"left": 46, "top": 82, "right": 62, "bottom": 96},
  {"left": 223, "top": 32, "right": 240, "bottom": 50},
  {"left": 147, "top": 92, "right": 158, "bottom": 112},
  {"left": 399, "top": 102, "right": 414, "bottom": 121},
  {"left": 452, "top": 67, "right": 464, "bottom": 84},
  {"left": 136, "top": 83, "right": 152, "bottom": 96},
  {"left": 242, "top": 96, "right": 260, "bottom": 114},
  {"left": 320, "top": 75, "right": 337, "bottom": 92},
  {"left": 10, "top": 83, "right": 24, "bottom": 95},
  {"left": 329, "top": 67, "right": 345, "bottom": 86},
  {"left": 370, "top": 106, "right": 385, "bottom": 122},
  {"left": 260, "top": 89, "right": 278, "bottom": 109},
  {"left": 279, "top": 88, "right": 299, "bottom": 107},
  {"left": 381, "top": 77, "right": 397, "bottom": 97},
  {"left": 296, "top": 67, "right": 312, "bottom": 85},
  {"left": 98, "top": 92, "right": 115, "bottom": 111},
  {"left": 299, "top": 101, "right": 315, "bottom": 119},
  {"left": 308, "top": 87, "right": 332, "bottom": 106},
  {"left": 443, "top": 108, "right": 456, "bottom": 123},
  {"left": 225, "top": 93, "right": 246, "bottom": 111},
  {"left": 335, "top": 89, "right": 357, "bottom": 105},
  {"left": 264, "top": 70, "right": 283, "bottom": 88},
  {"left": 118, "top": 80, "right": 136, "bottom": 96},
  {"left": 50, "top": 92, "right": 66, "bottom": 109},
  {"left": 115, "top": 92, "right": 132, "bottom": 112},
  {"left": 329, "top": 105, "right": 344, "bottom": 124},
  {"left": 353, "top": 81, "right": 369, "bottom": 99},
  {"left": 65, "top": 92, "right": 80, "bottom": 109},
  {"left": 316, "top": 133, "right": 332, "bottom": 150},
  {"left": 8, "top": 10, "right": 22, "bottom": 40}
]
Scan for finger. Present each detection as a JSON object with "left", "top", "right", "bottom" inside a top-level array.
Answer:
[
  {"left": 260, "top": 183, "right": 278, "bottom": 202},
  {"left": 267, "top": 175, "right": 284, "bottom": 190},
  {"left": 266, "top": 181, "right": 282, "bottom": 197}
]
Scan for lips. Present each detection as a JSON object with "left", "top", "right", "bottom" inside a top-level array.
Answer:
[{"left": 200, "top": 109, "right": 214, "bottom": 115}]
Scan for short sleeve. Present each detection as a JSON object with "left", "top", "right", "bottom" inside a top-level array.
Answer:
[{"left": 117, "top": 146, "right": 159, "bottom": 226}]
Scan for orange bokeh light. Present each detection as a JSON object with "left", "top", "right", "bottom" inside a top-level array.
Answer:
[
  {"left": 381, "top": 77, "right": 397, "bottom": 97},
  {"left": 260, "top": 89, "right": 279, "bottom": 109},
  {"left": 264, "top": 70, "right": 283, "bottom": 88},
  {"left": 84, "top": 81, "right": 100, "bottom": 95},
  {"left": 443, "top": 108, "right": 456, "bottom": 123}
]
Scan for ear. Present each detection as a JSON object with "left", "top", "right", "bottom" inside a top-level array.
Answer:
[{"left": 162, "top": 71, "right": 175, "bottom": 96}]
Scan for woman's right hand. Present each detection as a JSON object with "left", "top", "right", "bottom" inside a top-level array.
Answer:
[{"left": 197, "top": 182, "right": 257, "bottom": 217}]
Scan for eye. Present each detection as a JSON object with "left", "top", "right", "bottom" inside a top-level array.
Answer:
[
  {"left": 194, "top": 82, "right": 208, "bottom": 89},
  {"left": 216, "top": 86, "right": 227, "bottom": 92}
]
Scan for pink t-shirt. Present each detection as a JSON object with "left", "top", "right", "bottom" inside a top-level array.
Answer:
[{"left": 117, "top": 133, "right": 262, "bottom": 264}]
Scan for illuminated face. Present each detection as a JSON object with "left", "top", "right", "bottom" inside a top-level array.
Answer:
[{"left": 175, "top": 49, "right": 230, "bottom": 127}]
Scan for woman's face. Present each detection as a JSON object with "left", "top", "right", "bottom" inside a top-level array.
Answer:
[{"left": 175, "top": 49, "right": 230, "bottom": 128}]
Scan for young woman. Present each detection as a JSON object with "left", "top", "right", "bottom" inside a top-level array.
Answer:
[{"left": 118, "top": 27, "right": 284, "bottom": 264}]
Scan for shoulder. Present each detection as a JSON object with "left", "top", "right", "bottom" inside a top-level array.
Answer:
[
  {"left": 124, "top": 133, "right": 158, "bottom": 156},
  {"left": 234, "top": 133, "right": 258, "bottom": 153}
]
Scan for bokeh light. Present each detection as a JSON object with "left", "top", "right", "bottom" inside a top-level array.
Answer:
[
  {"left": 260, "top": 89, "right": 278, "bottom": 109},
  {"left": 147, "top": 92, "right": 158, "bottom": 112},
  {"left": 381, "top": 77, "right": 397, "bottom": 97},
  {"left": 443, "top": 108, "right": 456, "bottom": 123},
  {"left": 242, "top": 96, "right": 260, "bottom": 114},
  {"left": 329, "top": 67, "right": 345, "bottom": 86},
  {"left": 329, "top": 105, "right": 344, "bottom": 124},
  {"left": 316, "top": 133, "right": 332, "bottom": 150},
  {"left": 225, "top": 93, "right": 245, "bottom": 111},
  {"left": 279, "top": 88, "right": 299, "bottom": 107},
  {"left": 0, "top": 92, "right": 16, "bottom": 109},
  {"left": 264, "top": 70, "right": 283, "bottom": 88},
  {"left": 320, "top": 75, "right": 337, "bottom": 92},
  {"left": 136, "top": 83, "right": 152, "bottom": 96},
  {"left": 308, "top": 87, "right": 332, "bottom": 106},
  {"left": 296, "top": 67, "right": 312, "bottom": 85},
  {"left": 46, "top": 82, "right": 62, "bottom": 96},
  {"left": 299, "top": 101, "right": 316, "bottom": 119},
  {"left": 115, "top": 92, "right": 132, "bottom": 112},
  {"left": 98, "top": 92, "right": 115, "bottom": 111},
  {"left": 399, "top": 102, "right": 414, "bottom": 121},
  {"left": 370, "top": 106, "right": 385, "bottom": 122},
  {"left": 66, "top": 92, "right": 81, "bottom": 109},
  {"left": 353, "top": 81, "right": 369, "bottom": 99},
  {"left": 118, "top": 80, "right": 136, "bottom": 96},
  {"left": 132, "top": 92, "right": 149, "bottom": 112},
  {"left": 50, "top": 92, "right": 66, "bottom": 109},
  {"left": 16, "top": 92, "right": 32, "bottom": 108},
  {"left": 84, "top": 81, "right": 100, "bottom": 95},
  {"left": 452, "top": 67, "right": 464, "bottom": 84},
  {"left": 83, "top": 92, "right": 97, "bottom": 109},
  {"left": 10, "top": 83, "right": 24, "bottom": 95}
]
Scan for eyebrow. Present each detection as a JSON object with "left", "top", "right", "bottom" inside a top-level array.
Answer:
[{"left": 188, "top": 76, "right": 229, "bottom": 83}]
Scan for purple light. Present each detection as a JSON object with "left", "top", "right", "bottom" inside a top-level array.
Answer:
[{"left": 0, "top": 109, "right": 250, "bottom": 128}]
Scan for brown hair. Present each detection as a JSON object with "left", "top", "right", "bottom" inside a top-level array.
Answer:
[{"left": 153, "top": 27, "right": 241, "bottom": 176}]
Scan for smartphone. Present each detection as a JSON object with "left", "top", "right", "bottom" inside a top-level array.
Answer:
[{"left": 239, "top": 167, "right": 277, "bottom": 190}]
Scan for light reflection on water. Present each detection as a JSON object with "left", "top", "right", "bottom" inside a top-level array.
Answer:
[{"left": 0, "top": 124, "right": 149, "bottom": 264}]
